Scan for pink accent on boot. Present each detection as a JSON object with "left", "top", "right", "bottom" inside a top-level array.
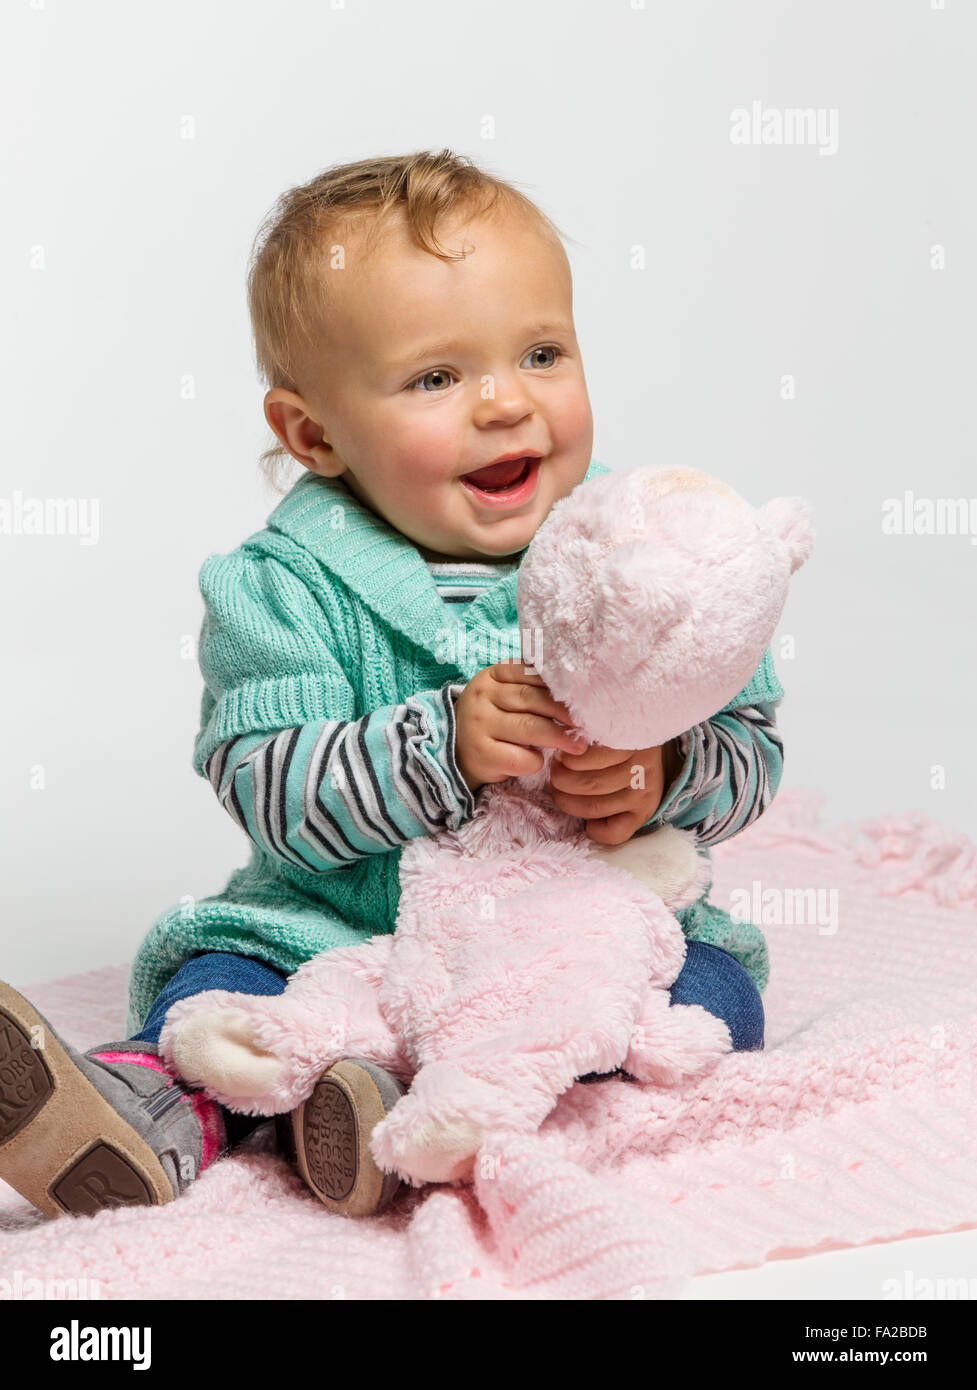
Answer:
[
  {"left": 89, "top": 1049, "right": 224, "bottom": 1172},
  {"left": 90, "top": 1049, "right": 175, "bottom": 1075}
]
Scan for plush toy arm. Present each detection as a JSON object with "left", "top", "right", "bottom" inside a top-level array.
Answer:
[
  {"left": 624, "top": 989, "right": 731, "bottom": 1085},
  {"left": 587, "top": 823, "right": 711, "bottom": 912},
  {"left": 158, "top": 936, "right": 412, "bottom": 1116}
]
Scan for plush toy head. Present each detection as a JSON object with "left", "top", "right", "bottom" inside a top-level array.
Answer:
[{"left": 516, "top": 466, "right": 814, "bottom": 750}]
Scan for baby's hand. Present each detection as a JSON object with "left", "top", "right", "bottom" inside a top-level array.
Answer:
[
  {"left": 548, "top": 742, "right": 669, "bottom": 846},
  {"left": 453, "top": 659, "right": 589, "bottom": 794}
]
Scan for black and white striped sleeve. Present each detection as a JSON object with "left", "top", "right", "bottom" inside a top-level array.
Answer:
[
  {"left": 648, "top": 701, "right": 784, "bottom": 847},
  {"left": 201, "top": 682, "right": 476, "bottom": 872}
]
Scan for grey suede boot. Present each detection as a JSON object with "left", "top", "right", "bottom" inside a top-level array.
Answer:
[{"left": 0, "top": 980, "right": 227, "bottom": 1218}]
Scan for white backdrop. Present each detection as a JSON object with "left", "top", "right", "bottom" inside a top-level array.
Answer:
[{"left": 2, "top": 0, "right": 974, "bottom": 994}]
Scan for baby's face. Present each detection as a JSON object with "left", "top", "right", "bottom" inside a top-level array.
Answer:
[{"left": 270, "top": 205, "right": 594, "bottom": 560}]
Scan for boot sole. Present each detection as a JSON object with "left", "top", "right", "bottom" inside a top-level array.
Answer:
[
  {"left": 0, "top": 981, "right": 174, "bottom": 1218},
  {"left": 286, "top": 1059, "right": 404, "bottom": 1218}
]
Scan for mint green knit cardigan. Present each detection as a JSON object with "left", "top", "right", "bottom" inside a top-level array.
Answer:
[{"left": 126, "top": 459, "right": 782, "bottom": 1034}]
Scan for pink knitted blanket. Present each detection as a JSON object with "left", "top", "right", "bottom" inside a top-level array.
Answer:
[{"left": 3, "top": 789, "right": 976, "bottom": 1300}]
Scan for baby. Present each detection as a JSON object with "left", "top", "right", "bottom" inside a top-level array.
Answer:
[{"left": 0, "top": 150, "right": 783, "bottom": 1222}]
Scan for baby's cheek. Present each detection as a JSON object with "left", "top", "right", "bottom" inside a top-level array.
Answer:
[
  {"left": 387, "top": 424, "right": 457, "bottom": 482},
  {"left": 548, "top": 380, "right": 593, "bottom": 449}
]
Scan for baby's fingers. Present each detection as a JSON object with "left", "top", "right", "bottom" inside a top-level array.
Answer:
[
  {"left": 498, "top": 709, "right": 588, "bottom": 756},
  {"left": 555, "top": 743, "right": 631, "bottom": 772},
  {"left": 491, "top": 667, "right": 577, "bottom": 727},
  {"left": 490, "top": 658, "right": 547, "bottom": 687}
]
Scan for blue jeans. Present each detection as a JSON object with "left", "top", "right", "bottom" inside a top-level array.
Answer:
[
  {"left": 129, "top": 940, "right": 763, "bottom": 1140},
  {"left": 674, "top": 941, "right": 764, "bottom": 1048},
  {"left": 129, "top": 952, "right": 290, "bottom": 1047}
]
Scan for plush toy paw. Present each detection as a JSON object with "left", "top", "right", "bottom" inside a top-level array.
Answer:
[
  {"left": 368, "top": 1060, "right": 526, "bottom": 1186},
  {"left": 588, "top": 823, "right": 711, "bottom": 913},
  {"left": 169, "top": 1008, "right": 283, "bottom": 1099},
  {"left": 158, "top": 988, "right": 349, "bottom": 1115},
  {"left": 624, "top": 993, "right": 732, "bottom": 1086},
  {"left": 371, "top": 1095, "right": 484, "bottom": 1186}
]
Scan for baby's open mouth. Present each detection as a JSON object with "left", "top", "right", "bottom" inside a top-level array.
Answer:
[{"left": 460, "top": 456, "right": 535, "bottom": 492}]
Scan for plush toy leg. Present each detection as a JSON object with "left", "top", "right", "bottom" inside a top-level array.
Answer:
[
  {"left": 623, "top": 986, "right": 732, "bottom": 1086},
  {"left": 369, "top": 1042, "right": 590, "bottom": 1188},
  {"left": 369, "top": 1062, "right": 491, "bottom": 1185},
  {"left": 158, "top": 936, "right": 409, "bottom": 1115},
  {"left": 370, "top": 991, "right": 732, "bottom": 1187},
  {"left": 369, "top": 872, "right": 693, "bottom": 1187},
  {"left": 370, "top": 1063, "right": 515, "bottom": 1186}
]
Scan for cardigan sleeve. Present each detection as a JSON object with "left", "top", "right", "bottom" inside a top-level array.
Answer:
[
  {"left": 199, "top": 681, "right": 476, "bottom": 871},
  {"left": 191, "top": 547, "right": 359, "bottom": 776},
  {"left": 190, "top": 546, "right": 476, "bottom": 868}
]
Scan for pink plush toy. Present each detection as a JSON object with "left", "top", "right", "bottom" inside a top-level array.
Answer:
[{"left": 159, "top": 466, "right": 814, "bottom": 1187}]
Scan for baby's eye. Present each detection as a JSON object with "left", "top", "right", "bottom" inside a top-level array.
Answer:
[
  {"left": 410, "top": 368, "right": 455, "bottom": 392},
  {"left": 521, "top": 345, "right": 562, "bottom": 369}
]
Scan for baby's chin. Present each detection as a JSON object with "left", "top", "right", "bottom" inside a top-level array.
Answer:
[
  {"left": 413, "top": 516, "right": 535, "bottom": 562},
  {"left": 421, "top": 537, "right": 530, "bottom": 562},
  {"left": 444, "top": 526, "right": 536, "bottom": 562},
  {"left": 453, "top": 500, "right": 556, "bottom": 560}
]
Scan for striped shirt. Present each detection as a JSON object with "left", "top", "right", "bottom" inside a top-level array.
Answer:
[
  {"left": 650, "top": 702, "right": 783, "bottom": 847},
  {"left": 414, "top": 549, "right": 522, "bottom": 604},
  {"left": 202, "top": 556, "right": 783, "bottom": 869}
]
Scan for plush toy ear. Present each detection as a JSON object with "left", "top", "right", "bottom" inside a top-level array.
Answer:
[{"left": 758, "top": 496, "right": 815, "bottom": 574}]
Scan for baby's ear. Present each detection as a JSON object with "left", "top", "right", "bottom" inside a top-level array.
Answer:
[{"left": 758, "top": 496, "right": 815, "bottom": 573}]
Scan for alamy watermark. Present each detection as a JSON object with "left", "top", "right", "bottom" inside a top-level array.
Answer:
[
  {"left": 434, "top": 625, "right": 544, "bottom": 670},
  {"left": 729, "top": 101, "right": 839, "bottom": 156},
  {"left": 882, "top": 491, "right": 977, "bottom": 543},
  {"left": 0, "top": 1268, "right": 102, "bottom": 1300},
  {"left": 0, "top": 491, "right": 100, "bottom": 545},
  {"left": 49, "top": 1319, "right": 150, "bottom": 1369},
  {"left": 883, "top": 1269, "right": 977, "bottom": 1300},
  {"left": 729, "top": 879, "right": 839, "bottom": 935}
]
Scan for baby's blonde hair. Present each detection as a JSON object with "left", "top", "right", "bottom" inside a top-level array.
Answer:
[{"left": 247, "top": 148, "right": 570, "bottom": 493}]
